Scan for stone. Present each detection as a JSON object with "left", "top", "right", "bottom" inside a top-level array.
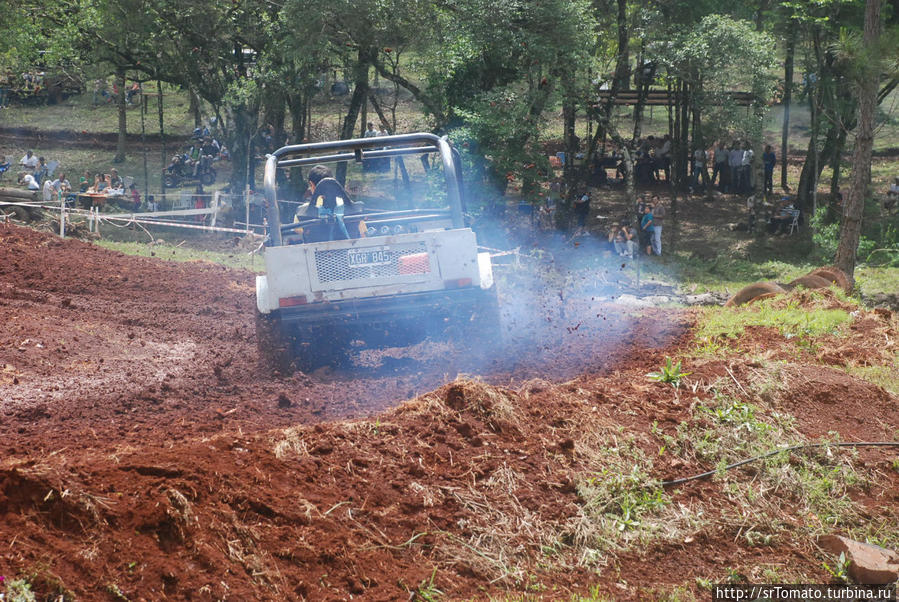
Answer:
[{"left": 818, "top": 535, "right": 899, "bottom": 585}]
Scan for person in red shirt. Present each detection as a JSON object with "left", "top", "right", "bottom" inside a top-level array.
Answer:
[{"left": 128, "top": 183, "right": 141, "bottom": 211}]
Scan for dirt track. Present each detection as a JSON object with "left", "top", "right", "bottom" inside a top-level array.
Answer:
[{"left": 1, "top": 225, "right": 898, "bottom": 600}]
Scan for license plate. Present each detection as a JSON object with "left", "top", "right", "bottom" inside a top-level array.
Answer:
[{"left": 347, "top": 248, "right": 392, "bottom": 268}]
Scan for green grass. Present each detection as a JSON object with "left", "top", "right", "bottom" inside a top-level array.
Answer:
[
  {"left": 96, "top": 239, "right": 264, "bottom": 273},
  {"left": 694, "top": 296, "right": 851, "bottom": 340},
  {"left": 842, "top": 357, "right": 899, "bottom": 396},
  {"left": 3, "top": 83, "right": 194, "bottom": 135},
  {"left": 636, "top": 255, "right": 814, "bottom": 295},
  {"left": 856, "top": 266, "right": 899, "bottom": 297}
]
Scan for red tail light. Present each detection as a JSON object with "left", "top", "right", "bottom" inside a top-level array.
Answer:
[
  {"left": 279, "top": 295, "right": 308, "bottom": 307},
  {"left": 444, "top": 278, "right": 472, "bottom": 289}
]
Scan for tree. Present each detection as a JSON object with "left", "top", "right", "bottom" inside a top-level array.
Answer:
[{"left": 834, "top": 0, "right": 883, "bottom": 281}]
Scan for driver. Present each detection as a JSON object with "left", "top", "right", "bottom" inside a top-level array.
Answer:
[{"left": 294, "top": 165, "right": 361, "bottom": 242}]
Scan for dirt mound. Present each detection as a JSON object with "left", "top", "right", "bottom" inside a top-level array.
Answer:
[
  {"left": 786, "top": 273, "right": 833, "bottom": 291},
  {"left": 809, "top": 266, "right": 852, "bottom": 293},
  {"left": 724, "top": 281, "right": 785, "bottom": 306}
]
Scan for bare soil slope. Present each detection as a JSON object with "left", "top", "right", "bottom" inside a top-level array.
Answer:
[{"left": 1, "top": 225, "right": 897, "bottom": 601}]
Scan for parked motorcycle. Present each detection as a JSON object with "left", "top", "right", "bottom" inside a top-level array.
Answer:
[{"left": 163, "top": 154, "right": 216, "bottom": 188}]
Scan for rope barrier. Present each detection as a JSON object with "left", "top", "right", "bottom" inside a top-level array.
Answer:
[{"left": 660, "top": 441, "right": 899, "bottom": 487}]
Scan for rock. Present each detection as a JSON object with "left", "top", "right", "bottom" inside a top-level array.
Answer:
[
  {"left": 818, "top": 535, "right": 899, "bottom": 585},
  {"left": 684, "top": 292, "right": 726, "bottom": 306},
  {"left": 614, "top": 294, "right": 653, "bottom": 308}
]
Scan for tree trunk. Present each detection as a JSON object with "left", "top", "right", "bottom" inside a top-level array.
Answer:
[
  {"left": 114, "top": 66, "right": 127, "bottom": 163},
  {"left": 189, "top": 89, "right": 202, "bottom": 128},
  {"left": 228, "top": 103, "right": 260, "bottom": 193},
  {"left": 263, "top": 89, "right": 287, "bottom": 148},
  {"left": 562, "top": 71, "right": 578, "bottom": 187},
  {"left": 336, "top": 47, "right": 371, "bottom": 185},
  {"left": 824, "top": 128, "right": 848, "bottom": 222},
  {"left": 286, "top": 90, "right": 310, "bottom": 200},
  {"left": 614, "top": 0, "right": 630, "bottom": 91},
  {"left": 780, "top": 18, "right": 797, "bottom": 190},
  {"left": 157, "top": 78, "right": 166, "bottom": 197},
  {"left": 834, "top": 0, "right": 881, "bottom": 282}
]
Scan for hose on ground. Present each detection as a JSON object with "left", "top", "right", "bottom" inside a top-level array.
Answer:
[{"left": 660, "top": 441, "right": 899, "bottom": 487}]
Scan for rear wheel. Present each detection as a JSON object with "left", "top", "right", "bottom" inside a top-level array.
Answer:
[
  {"left": 255, "top": 312, "right": 292, "bottom": 375},
  {"left": 291, "top": 330, "right": 351, "bottom": 373}
]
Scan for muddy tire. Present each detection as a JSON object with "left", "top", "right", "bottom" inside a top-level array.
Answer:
[
  {"left": 444, "top": 288, "right": 503, "bottom": 349},
  {"left": 725, "top": 282, "right": 786, "bottom": 307},
  {"left": 785, "top": 274, "right": 832, "bottom": 291},
  {"left": 255, "top": 312, "right": 293, "bottom": 376},
  {"left": 808, "top": 267, "right": 852, "bottom": 293}
]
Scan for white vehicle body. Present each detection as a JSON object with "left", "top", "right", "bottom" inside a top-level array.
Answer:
[
  {"left": 255, "top": 133, "right": 499, "bottom": 370},
  {"left": 256, "top": 230, "right": 494, "bottom": 313}
]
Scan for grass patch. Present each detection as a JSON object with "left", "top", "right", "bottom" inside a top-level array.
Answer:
[
  {"left": 635, "top": 256, "right": 813, "bottom": 296},
  {"left": 856, "top": 266, "right": 899, "bottom": 298},
  {"left": 662, "top": 379, "right": 867, "bottom": 536},
  {"left": 96, "top": 239, "right": 264, "bottom": 273},
  {"left": 694, "top": 296, "right": 851, "bottom": 341},
  {"left": 3, "top": 84, "right": 194, "bottom": 135},
  {"left": 842, "top": 356, "right": 899, "bottom": 396},
  {"left": 571, "top": 430, "right": 706, "bottom": 560}
]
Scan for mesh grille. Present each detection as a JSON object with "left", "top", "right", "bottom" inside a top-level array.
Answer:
[{"left": 315, "top": 242, "right": 430, "bottom": 284}]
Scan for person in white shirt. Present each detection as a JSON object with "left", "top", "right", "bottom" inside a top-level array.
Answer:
[
  {"left": 728, "top": 143, "right": 743, "bottom": 194},
  {"left": 740, "top": 141, "right": 754, "bottom": 194},
  {"left": 691, "top": 146, "right": 708, "bottom": 191},
  {"left": 18, "top": 172, "right": 39, "bottom": 190},
  {"left": 363, "top": 122, "right": 378, "bottom": 138},
  {"left": 42, "top": 178, "right": 55, "bottom": 201},
  {"left": 19, "top": 150, "right": 38, "bottom": 170}
]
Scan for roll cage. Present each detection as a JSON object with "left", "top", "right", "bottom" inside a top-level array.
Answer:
[{"left": 263, "top": 133, "right": 465, "bottom": 247}]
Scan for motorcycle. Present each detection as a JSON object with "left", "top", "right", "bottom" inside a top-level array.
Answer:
[{"left": 163, "top": 153, "right": 216, "bottom": 188}]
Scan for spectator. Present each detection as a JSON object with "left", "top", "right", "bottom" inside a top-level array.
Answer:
[
  {"left": 712, "top": 143, "right": 728, "bottom": 191},
  {"left": 0, "top": 155, "right": 9, "bottom": 181},
  {"left": 41, "top": 176, "right": 55, "bottom": 201},
  {"left": 88, "top": 173, "right": 106, "bottom": 193},
  {"left": 573, "top": 191, "right": 591, "bottom": 229},
  {"left": 768, "top": 197, "right": 796, "bottom": 234},
  {"left": 728, "top": 142, "right": 742, "bottom": 194},
  {"left": 78, "top": 169, "right": 92, "bottom": 192},
  {"left": 762, "top": 145, "right": 776, "bottom": 196},
  {"left": 106, "top": 174, "right": 123, "bottom": 196},
  {"left": 364, "top": 122, "right": 378, "bottom": 138},
  {"left": 125, "top": 82, "right": 141, "bottom": 105},
  {"left": 650, "top": 194, "right": 665, "bottom": 256},
  {"left": 33, "top": 157, "right": 48, "bottom": 184},
  {"left": 146, "top": 195, "right": 158, "bottom": 212},
  {"left": 93, "top": 79, "right": 111, "bottom": 105},
  {"left": 609, "top": 222, "right": 636, "bottom": 257},
  {"left": 885, "top": 176, "right": 899, "bottom": 213},
  {"left": 109, "top": 168, "right": 123, "bottom": 189},
  {"left": 657, "top": 134, "right": 672, "bottom": 181},
  {"left": 740, "top": 141, "right": 754, "bottom": 194},
  {"left": 128, "top": 184, "right": 141, "bottom": 211},
  {"left": 691, "top": 146, "right": 709, "bottom": 192},
  {"left": 635, "top": 194, "right": 648, "bottom": 222},
  {"left": 42, "top": 172, "right": 69, "bottom": 201},
  {"left": 19, "top": 150, "right": 38, "bottom": 170},
  {"left": 18, "top": 172, "right": 39, "bottom": 190},
  {"left": 639, "top": 204, "right": 653, "bottom": 255}
]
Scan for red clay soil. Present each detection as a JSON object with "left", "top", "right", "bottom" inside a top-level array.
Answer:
[{"left": 1, "top": 224, "right": 897, "bottom": 601}]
